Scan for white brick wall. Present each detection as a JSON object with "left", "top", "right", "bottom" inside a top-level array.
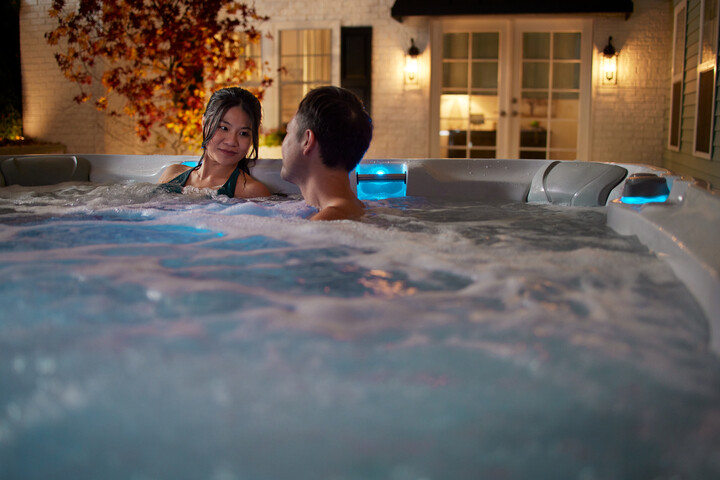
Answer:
[
  {"left": 253, "top": 0, "right": 431, "bottom": 159},
  {"left": 20, "top": 0, "right": 104, "bottom": 153},
  {"left": 21, "top": 0, "right": 432, "bottom": 157},
  {"left": 590, "top": 0, "right": 673, "bottom": 166},
  {"left": 21, "top": 0, "right": 674, "bottom": 165}
]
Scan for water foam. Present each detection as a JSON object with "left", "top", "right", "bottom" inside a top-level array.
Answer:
[{"left": 1, "top": 183, "right": 718, "bottom": 479}]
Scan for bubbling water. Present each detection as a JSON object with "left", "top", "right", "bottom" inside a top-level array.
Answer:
[{"left": 0, "top": 182, "right": 718, "bottom": 479}]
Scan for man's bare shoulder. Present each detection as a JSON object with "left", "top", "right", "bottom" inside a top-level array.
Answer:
[{"left": 310, "top": 201, "right": 365, "bottom": 221}]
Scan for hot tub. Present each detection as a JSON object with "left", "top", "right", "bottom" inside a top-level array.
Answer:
[{"left": 1, "top": 154, "right": 719, "bottom": 479}]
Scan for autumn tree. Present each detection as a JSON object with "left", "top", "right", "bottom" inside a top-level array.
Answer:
[{"left": 45, "top": 0, "right": 273, "bottom": 150}]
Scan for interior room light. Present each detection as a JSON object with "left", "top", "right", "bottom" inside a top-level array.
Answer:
[
  {"left": 405, "top": 38, "right": 420, "bottom": 85},
  {"left": 602, "top": 36, "right": 618, "bottom": 85}
]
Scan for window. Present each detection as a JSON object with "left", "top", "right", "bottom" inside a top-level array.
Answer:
[
  {"left": 279, "top": 29, "right": 332, "bottom": 124},
  {"left": 216, "top": 33, "right": 264, "bottom": 89},
  {"left": 695, "top": 0, "right": 718, "bottom": 157},
  {"left": 239, "top": 40, "right": 263, "bottom": 86},
  {"left": 669, "top": 2, "right": 686, "bottom": 150}
]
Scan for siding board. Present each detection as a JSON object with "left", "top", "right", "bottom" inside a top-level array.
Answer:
[{"left": 663, "top": 0, "right": 720, "bottom": 185}]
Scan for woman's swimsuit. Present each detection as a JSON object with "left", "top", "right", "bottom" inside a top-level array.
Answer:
[{"left": 161, "top": 167, "right": 243, "bottom": 198}]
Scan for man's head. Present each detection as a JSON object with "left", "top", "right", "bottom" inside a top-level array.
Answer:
[{"left": 292, "top": 86, "right": 373, "bottom": 172}]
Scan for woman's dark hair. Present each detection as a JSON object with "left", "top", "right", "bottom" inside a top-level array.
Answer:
[
  {"left": 200, "top": 87, "right": 262, "bottom": 175},
  {"left": 294, "top": 86, "right": 372, "bottom": 172}
]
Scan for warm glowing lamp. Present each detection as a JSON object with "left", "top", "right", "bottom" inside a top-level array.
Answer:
[
  {"left": 405, "top": 38, "right": 420, "bottom": 85},
  {"left": 602, "top": 36, "right": 618, "bottom": 85}
]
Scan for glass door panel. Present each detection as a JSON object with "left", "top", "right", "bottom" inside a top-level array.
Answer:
[
  {"left": 523, "top": 33, "right": 550, "bottom": 59},
  {"left": 550, "top": 121, "right": 578, "bottom": 148},
  {"left": 434, "top": 19, "right": 588, "bottom": 160},
  {"left": 552, "top": 92, "right": 580, "bottom": 118},
  {"left": 472, "top": 63, "right": 499, "bottom": 89},
  {"left": 440, "top": 31, "right": 500, "bottom": 158},
  {"left": 472, "top": 33, "right": 499, "bottom": 59},
  {"left": 443, "top": 64, "right": 468, "bottom": 89},
  {"left": 519, "top": 118, "right": 547, "bottom": 159},
  {"left": 518, "top": 30, "right": 581, "bottom": 160},
  {"left": 444, "top": 33, "right": 469, "bottom": 58},
  {"left": 554, "top": 33, "right": 581, "bottom": 59},
  {"left": 469, "top": 94, "right": 498, "bottom": 158},
  {"left": 552, "top": 63, "right": 580, "bottom": 89},
  {"left": 440, "top": 95, "right": 468, "bottom": 158},
  {"left": 522, "top": 63, "right": 549, "bottom": 89}
]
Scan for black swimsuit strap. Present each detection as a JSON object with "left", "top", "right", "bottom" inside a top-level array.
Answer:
[
  {"left": 162, "top": 165, "right": 242, "bottom": 198},
  {"left": 165, "top": 167, "right": 195, "bottom": 187},
  {"left": 217, "top": 168, "right": 242, "bottom": 198}
]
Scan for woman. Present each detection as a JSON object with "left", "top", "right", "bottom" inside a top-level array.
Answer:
[{"left": 158, "top": 87, "right": 271, "bottom": 198}]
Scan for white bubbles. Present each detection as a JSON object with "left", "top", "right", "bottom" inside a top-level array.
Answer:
[
  {"left": 146, "top": 289, "right": 163, "bottom": 302},
  {"left": 12, "top": 356, "right": 26, "bottom": 375},
  {"left": 35, "top": 356, "right": 57, "bottom": 376}
]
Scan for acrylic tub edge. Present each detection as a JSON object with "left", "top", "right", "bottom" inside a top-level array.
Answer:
[{"left": 607, "top": 183, "right": 720, "bottom": 353}]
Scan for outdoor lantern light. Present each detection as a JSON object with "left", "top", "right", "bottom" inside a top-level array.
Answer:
[
  {"left": 405, "top": 38, "right": 420, "bottom": 85},
  {"left": 602, "top": 36, "right": 618, "bottom": 85}
]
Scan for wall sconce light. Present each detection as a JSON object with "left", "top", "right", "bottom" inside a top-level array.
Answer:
[
  {"left": 602, "top": 36, "right": 618, "bottom": 85},
  {"left": 404, "top": 38, "right": 420, "bottom": 86}
]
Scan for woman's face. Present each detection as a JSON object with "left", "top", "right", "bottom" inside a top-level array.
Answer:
[{"left": 204, "top": 106, "right": 253, "bottom": 167}]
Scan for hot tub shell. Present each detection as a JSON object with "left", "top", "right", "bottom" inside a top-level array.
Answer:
[{"left": 2, "top": 154, "right": 718, "bottom": 352}]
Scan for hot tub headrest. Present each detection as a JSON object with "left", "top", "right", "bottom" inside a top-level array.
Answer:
[
  {"left": 0, "top": 155, "right": 91, "bottom": 186},
  {"left": 528, "top": 161, "right": 628, "bottom": 206}
]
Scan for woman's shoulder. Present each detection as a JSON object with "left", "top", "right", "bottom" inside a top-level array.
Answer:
[{"left": 157, "top": 163, "right": 193, "bottom": 184}]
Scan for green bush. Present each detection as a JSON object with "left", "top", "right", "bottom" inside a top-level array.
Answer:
[{"left": 0, "top": 104, "right": 22, "bottom": 140}]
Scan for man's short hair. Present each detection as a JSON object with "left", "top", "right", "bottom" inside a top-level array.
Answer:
[{"left": 294, "top": 86, "right": 373, "bottom": 172}]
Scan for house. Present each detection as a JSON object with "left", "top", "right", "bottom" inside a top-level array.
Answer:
[{"left": 18, "top": 0, "right": 720, "bottom": 187}]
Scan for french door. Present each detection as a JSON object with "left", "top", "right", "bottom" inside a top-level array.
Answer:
[{"left": 431, "top": 18, "right": 592, "bottom": 160}]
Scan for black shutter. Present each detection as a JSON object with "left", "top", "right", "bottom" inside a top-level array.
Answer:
[{"left": 341, "top": 27, "right": 372, "bottom": 115}]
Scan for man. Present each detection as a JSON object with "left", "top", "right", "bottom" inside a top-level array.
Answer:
[{"left": 281, "top": 86, "right": 373, "bottom": 221}]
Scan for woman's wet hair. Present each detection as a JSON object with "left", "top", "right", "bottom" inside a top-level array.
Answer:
[
  {"left": 200, "top": 87, "right": 262, "bottom": 175},
  {"left": 294, "top": 86, "right": 372, "bottom": 172}
]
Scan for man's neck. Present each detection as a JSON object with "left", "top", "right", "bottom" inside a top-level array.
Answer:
[
  {"left": 297, "top": 167, "right": 364, "bottom": 220},
  {"left": 298, "top": 168, "right": 350, "bottom": 208}
]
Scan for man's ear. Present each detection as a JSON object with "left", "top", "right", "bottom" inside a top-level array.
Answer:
[{"left": 302, "top": 129, "right": 317, "bottom": 156}]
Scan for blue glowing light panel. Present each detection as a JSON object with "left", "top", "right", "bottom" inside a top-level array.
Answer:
[{"left": 355, "top": 163, "right": 407, "bottom": 200}]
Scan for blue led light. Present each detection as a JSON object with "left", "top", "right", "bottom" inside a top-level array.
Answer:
[
  {"left": 620, "top": 194, "right": 669, "bottom": 205},
  {"left": 356, "top": 163, "right": 407, "bottom": 200},
  {"left": 182, "top": 161, "right": 199, "bottom": 167},
  {"left": 357, "top": 181, "right": 407, "bottom": 200},
  {"left": 356, "top": 163, "right": 406, "bottom": 176}
]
